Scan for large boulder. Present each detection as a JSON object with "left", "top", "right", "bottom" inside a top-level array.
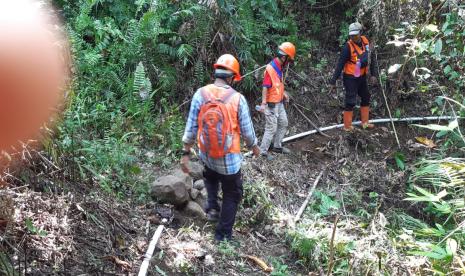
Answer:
[
  {"left": 184, "top": 201, "right": 206, "bottom": 218},
  {"left": 172, "top": 168, "right": 193, "bottom": 193},
  {"left": 151, "top": 175, "right": 189, "bottom": 206}
]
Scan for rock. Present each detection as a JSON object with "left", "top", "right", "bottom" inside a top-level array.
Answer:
[
  {"left": 183, "top": 201, "right": 206, "bottom": 218},
  {"left": 194, "top": 188, "right": 208, "bottom": 210},
  {"left": 151, "top": 175, "right": 189, "bottom": 206},
  {"left": 148, "top": 215, "right": 160, "bottom": 224},
  {"left": 189, "top": 162, "right": 204, "bottom": 181},
  {"left": 172, "top": 168, "right": 193, "bottom": 193},
  {"left": 193, "top": 179, "right": 205, "bottom": 190},
  {"left": 190, "top": 189, "right": 200, "bottom": 200},
  {"left": 204, "top": 254, "right": 215, "bottom": 266}
]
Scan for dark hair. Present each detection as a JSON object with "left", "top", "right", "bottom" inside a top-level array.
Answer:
[
  {"left": 214, "top": 66, "right": 234, "bottom": 80},
  {"left": 277, "top": 52, "right": 287, "bottom": 59},
  {"left": 214, "top": 72, "right": 234, "bottom": 79}
]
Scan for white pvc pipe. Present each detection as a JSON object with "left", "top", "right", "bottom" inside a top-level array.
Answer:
[
  {"left": 283, "top": 116, "right": 459, "bottom": 143},
  {"left": 138, "top": 225, "right": 164, "bottom": 276}
]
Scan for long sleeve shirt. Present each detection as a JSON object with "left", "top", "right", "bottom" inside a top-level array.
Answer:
[
  {"left": 182, "top": 85, "right": 258, "bottom": 175},
  {"left": 330, "top": 41, "right": 378, "bottom": 85}
]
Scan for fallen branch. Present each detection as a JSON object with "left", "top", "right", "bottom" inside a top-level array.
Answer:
[
  {"left": 283, "top": 116, "right": 462, "bottom": 143},
  {"left": 294, "top": 170, "right": 325, "bottom": 224},
  {"left": 291, "top": 103, "right": 330, "bottom": 138},
  {"left": 244, "top": 255, "right": 273, "bottom": 273},
  {"left": 138, "top": 225, "right": 164, "bottom": 276}
]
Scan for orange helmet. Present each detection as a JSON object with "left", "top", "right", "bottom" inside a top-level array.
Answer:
[
  {"left": 213, "top": 54, "right": 241, "bottom": 81},
  {"left": 278, "top": 42, "right": 296, "bottom": 60}
]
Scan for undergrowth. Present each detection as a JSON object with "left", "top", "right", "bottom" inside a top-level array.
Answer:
[{"left": 50, "top": 0, "right": 323, "bottom": 198}]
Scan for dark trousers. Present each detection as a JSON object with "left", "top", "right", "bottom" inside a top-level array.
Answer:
[
  {"left": 203, "top": 166, "right": 243, "bottom": 241},
  {"left": 343, "top": 75, "right": 370, "bottom": 111}
]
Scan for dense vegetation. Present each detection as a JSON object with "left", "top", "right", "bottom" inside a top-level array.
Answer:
[
  {"left": 1, "top": 0, "right": 464, "bottom": 274},
  {"left": 55, "top": 0, "right": 464, "bottom": 273},
  {"left": 52, "top": 0, "right": 314, "bottom": 199}
]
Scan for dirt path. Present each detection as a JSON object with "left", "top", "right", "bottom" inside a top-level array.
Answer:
[{"left": 147, "top": 122, "right": 437, "bottom": 275}]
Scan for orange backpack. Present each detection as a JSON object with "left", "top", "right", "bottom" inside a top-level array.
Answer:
[{"left": 197, "top": 85, "right": 240, "bottom": 158}]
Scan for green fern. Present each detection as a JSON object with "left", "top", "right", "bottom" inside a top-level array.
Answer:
[{"left": 133, "top": 62, "right": 151, "bottom": 96}]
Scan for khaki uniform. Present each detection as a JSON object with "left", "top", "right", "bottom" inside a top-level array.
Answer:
[{"left": 259, "top": 102, "right": 288, "bottom": 152}]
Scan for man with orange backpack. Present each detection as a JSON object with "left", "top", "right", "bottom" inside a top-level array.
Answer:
[
  {"left": 258, "top": 42, "right": 296, "bottom": 156},
  {"left": 329, "top": 22, "right": 378, "bottom": 131},
  {"left": 181, "top": 54, "right": 260, "bottom": 242}
]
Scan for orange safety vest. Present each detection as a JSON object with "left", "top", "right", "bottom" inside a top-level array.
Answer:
[
  {"left": 197, "top": 84, "right": 241, "bottom": 158},
  {"left": 264, "top": 62, "right": 285, "bottom": 103},
  {"left": 343, "top": 36, "right": 369, "bottom": 77}
]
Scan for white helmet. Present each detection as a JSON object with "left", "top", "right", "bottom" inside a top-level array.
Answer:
[{"left": 348, "top": 22, "right": 362, "bottom": 35}]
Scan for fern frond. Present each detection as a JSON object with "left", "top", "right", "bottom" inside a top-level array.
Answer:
[{"left": 133, "top": 62, "right": 147, "bottom": 95}]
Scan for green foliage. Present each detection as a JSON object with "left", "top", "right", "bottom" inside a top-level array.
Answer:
[
  {"left": 288, "top": 228, "right": 353, "bottom": 273},
  {"left": 269, "top": 257, "right": 290, "bottom": 276},
  {"left": 312, "top": 191, "right": 340, "bottom": 216},
  {"left": 393, "top": 158, "right": 465, "bottom": 273},
  {"left": 217, "top": 240, "right": 238, "bottom": 258},
  {"left": 240, "top": 180, "right": 273, "bottom": 225},
  {"left": 25, "top": 218, "right": 48, "bottom": 237},
  {"left": 51, "top": 0, "right": 311, "bottom": 197},
  {"left": 0, "top": 251, "right": 18, "bottom": 276},
  {"left": 394, "top": 152, "right": 406, "bottom": 170},
  {"left": 387, "top": 3, "right": 465, "bottom": 120}
]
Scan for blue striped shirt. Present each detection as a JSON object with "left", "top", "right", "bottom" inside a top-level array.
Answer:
[{"left": 182, "top": 85, "right": 258, "bottom": 175}]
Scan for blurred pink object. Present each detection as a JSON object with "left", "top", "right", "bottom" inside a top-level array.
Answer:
[{"left": 0, "top": 0, "right": 70, "bottom": 155}]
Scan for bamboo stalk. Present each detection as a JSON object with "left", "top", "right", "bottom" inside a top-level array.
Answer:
[
  {"left": 374, "top": 48, "right": 401, "bottom": 148},
  {"left": 138, "top": 225, "right": 164, "bottom": 276},
  {"left": 327, "top": 215, "right": 340, "bottom": 276}
]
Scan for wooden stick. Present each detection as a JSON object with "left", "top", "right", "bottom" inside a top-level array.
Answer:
[
  {"left": 138, "top": 225, "right": 164, "bottom": 276},
  {"left": 294, "top": 170, "right": 325, "bottom": 223},
  {"left": 291, "top": 103, "right": 331, "bottom": 138},
  {"left": 374, "top": 48, "right": 401, "bottom": 148},
  {"left": 327, "top": 214, "right": 340, "bottom": 276}
]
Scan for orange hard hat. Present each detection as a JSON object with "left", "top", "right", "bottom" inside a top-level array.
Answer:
[
  {"left": 213, "top": 54, "right": 241, "bottom": 81},
  {"left": 0, "top": 1, "right": 69, "bottom": 156},
  {"left": 278, "top": 42, "right": 296, "bottom": 60}
]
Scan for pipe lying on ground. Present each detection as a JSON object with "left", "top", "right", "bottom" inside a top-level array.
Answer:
[
  {"left": 138, "top": 225, "right": 164, "bottom": 276},
  {"left": 283, "top": 116, "right": 460, "bottom": 143}
]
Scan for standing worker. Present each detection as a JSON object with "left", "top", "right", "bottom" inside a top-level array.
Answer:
[
  {"left": 181, "top": 54, "right": 260, "bottom": 242},
  {"left": 329, "top": 22, "right": 378, "bottom": 131},
  {"left": 258, "top": 42, "right": 296, "bottom": 156}
]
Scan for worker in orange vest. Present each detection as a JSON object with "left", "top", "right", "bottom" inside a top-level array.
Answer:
[
  {"left": 330, "top": 22, "right": 378, "bottom": 131},
  {"left": 258, "top": 42, "right": 296, "bottom": 156},
  {"left": 181, "top": 54, "right": 260, "bottom": 242}
]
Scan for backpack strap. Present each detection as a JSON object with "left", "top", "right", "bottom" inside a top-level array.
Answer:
[
  {"left": 347, "top": 40, "right": 365, "bottom": 64},
  {"left": 219, "top": 87, "right": 237, "bottom": 104},
  {"left": 199, "top": 85, "right": 214, "bottom": 103},
  {"left": 200, "top": 85, "right": 237, "bottom": 104}
]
